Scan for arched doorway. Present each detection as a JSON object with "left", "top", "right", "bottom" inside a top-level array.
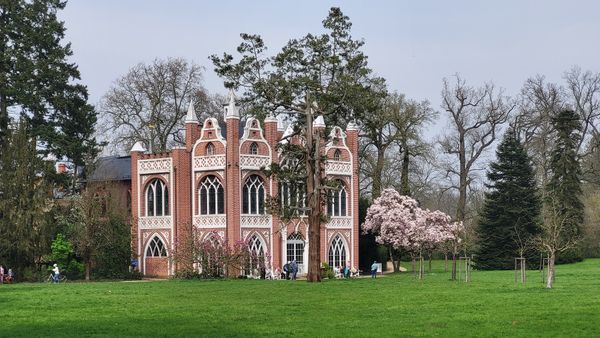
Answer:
[{"left": 286, "top": 232, "right": 305, "bottom": 274}]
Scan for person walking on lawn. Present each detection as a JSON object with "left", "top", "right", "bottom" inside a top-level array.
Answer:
[
  {"left": 291, "top": 260, "right": 298, "bottom": 280},
  {"left": 371, "top": 261, "right": 378, "bottom": 278}
]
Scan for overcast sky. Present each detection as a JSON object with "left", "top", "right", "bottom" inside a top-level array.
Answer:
[{"left": 60, "top": 0, "right": 600, "bottom": 133}]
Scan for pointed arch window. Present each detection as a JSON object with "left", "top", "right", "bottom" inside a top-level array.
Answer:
[
  {"left": 247, "top": 233, "right": 265, "bottom": 275},
  {"left": 249, "top": 142, "right": 259, "bottom": 155},
  {"left": 206, "top": 142, "right": 215, "bottom": 156},
  {"left": 146, "top": 179, "right": 169, "bottom": 216},
  {"left": 286, "top": 233, "right": 304, "bottom": 266},
  {"left": 146, "top": 236, "right": 167, "bottom": 257},
  {"left": 333, "top": 149, "right": 341, "bottom": 161},
  {"left": 328, "top": 235, "right": 347, "bottom": 268},
  {"left": 199, "top": 175, "right": 224, "bottom": 215},
  {"left": 327, "top": 180, "right": 347, "bottom": 216},
  {"left": 243, "top": 175, "right": 265, "bottom": 214}
]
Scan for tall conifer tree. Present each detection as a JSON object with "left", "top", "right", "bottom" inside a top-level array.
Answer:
[
  {"left": 547, "top": 109, "right": 584, "bottom": 263},
  {"left": 0, "top": 0, "right": 100, "bottom": 169},
  {"left": 476, "top": 130, "right": 541, "bottom": 270}
]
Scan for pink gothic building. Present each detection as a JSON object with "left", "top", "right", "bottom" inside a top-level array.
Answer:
[{"left": 130, "top": 93, "right": 359, "bottom": 277}]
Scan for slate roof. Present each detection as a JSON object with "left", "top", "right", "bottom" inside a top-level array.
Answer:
[{"left": 87, "top": 156, "right": 131, "bottom": 182}]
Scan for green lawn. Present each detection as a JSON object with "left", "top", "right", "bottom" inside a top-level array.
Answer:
[{"left": 2, "top": 259, "right": 599, "bottom": 337}]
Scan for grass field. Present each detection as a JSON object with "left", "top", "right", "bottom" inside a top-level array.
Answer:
[{"left": 1, "top": 259, "right": 599, "bottom": 337}]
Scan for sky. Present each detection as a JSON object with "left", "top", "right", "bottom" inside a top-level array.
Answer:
[{"left": 59, "top": 0, "right": 600, "bottom": 135}]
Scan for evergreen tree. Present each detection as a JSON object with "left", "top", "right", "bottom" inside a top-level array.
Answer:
[
  {"left": 0, "top": 0, "right": 100, "bottom": 168},
  {"left": 547, "top": 109, "right": 584, "bottom": 263},
  {"left": 476, "top": 130, "right": 541, "bottom": 270},
  {"left": 0, "top": 120, "right": 56, "bottom": 271}
]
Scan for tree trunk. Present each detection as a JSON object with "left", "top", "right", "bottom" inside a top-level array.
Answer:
[
  {"left": 411, "top": 256, "right": 416, "bottom": 274},
  {"left": 428, "top": 253, "right": 432, "bottom": 273},
  {"left": 457, "top": 135, "right": 467, "bottom": 222},
  {"left": 451, "top": 253, "right": 457, "bottom": 280},
  {"left": 418, "top": 253, "right": 424, "bottom": 279},
  {"left": 305, "top": 102, "right": 322, "bottom": 282},
  {"left": 0, "top": 94, "right": 8, "bottom": 145},
  {"left": 400, "top": 145, "right": 410, "bottom": 196},
  {"left": 85, "top": 260, "right": 91, "bottom": 281},
  {"left": 372, "top": 146, "right": 387, "bottom": 199},
  {"left": 444, "top": 253, "right": 448, "bottom": 272},
  {"left": 546, "top": 251, "right": 555, "bottom": 289},
  {"left": 389, "top": 246, "right": 400, "bottom": 272}
]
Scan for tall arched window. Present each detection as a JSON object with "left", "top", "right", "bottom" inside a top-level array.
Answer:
[
  {"left": 146, "top": 236, "right": 167, "bottom": 257},
  {"left": 327, "top": 180, "right": 347, "bottom": 216},
  {"left": 279, "top": 181, "right": 306, "bottom": 215},
  {"left": 287, "top": 233, "right": 304, "bottom": 267},
  {"left": 249, "top": 142, "right": 258, "bottom": 155},
  {"left": 328, "top": 235, "right": 346, "bottom": 268},
  {"left": 206, "top": 142, "right": 215, "bottom": 156},
  {"left": 199, "top": 175, "right": 224, "bottom": 215},
  {"left": 146, "top": 179, "right": 169, "bottom": 216},
  {"left": 333, "top": 149, "right": 341, "bottom": 161},
  {"left": 243, "top": 175, "right": 265, "bottom": 214},
  {"left": 247, "top": 233, "right": 265, "bottom": 275}
]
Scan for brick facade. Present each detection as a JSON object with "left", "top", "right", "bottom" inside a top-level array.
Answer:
[{"left": 131, "top": 95, "right": 359, "bottom": 277}]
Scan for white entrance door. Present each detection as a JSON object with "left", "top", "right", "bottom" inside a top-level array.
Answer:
[{"left": 286, "top": 233, "right": 305, "bottom": 273}]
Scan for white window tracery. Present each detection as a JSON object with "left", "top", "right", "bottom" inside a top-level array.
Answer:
[
  {"left": 146, "top": 236, "right": 167, "bottom": 257},
  {"left": 333, "top": 149, "right": 341, "bottom": 161},
  {"left": 146, "top": 179, "right": 169, "bottom": 216},
  {"left": 328, "top": 235, "right": 347, "bottom": 268},
  {"left": 249, "top": 142, "right": 258, "bottom": 155},
  {"left": 199, "top": 175, "right": 224, "bottom": 215},
  {"left": 243, "top": 175, "right": 265, "bottom": 214},
  {"left": 206, "top": 142, "right": 215, "bottom": 156},
  {"left": 286, "top": 233, "right": 304, "bottom": 266}
]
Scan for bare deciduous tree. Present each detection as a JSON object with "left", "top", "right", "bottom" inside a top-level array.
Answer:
[
  {"left": 360, "top": 92, "right": 434, "bottom": 199},
  {"left": 536, "top": 197, "right": 581, "bottom": 288},
  {"left": 99, "top": 58, "right": 209, "bottom": 154},
  {"left": 439, "top": 75, "right": 514, "bottom": 222}
]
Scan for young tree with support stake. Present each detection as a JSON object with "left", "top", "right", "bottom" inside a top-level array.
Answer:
[{"left": 210, "top": 7, "right": 383, "bottom": 282}]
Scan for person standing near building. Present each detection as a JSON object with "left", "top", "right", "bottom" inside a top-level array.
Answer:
[
  {"left": 371, "top": 261, "right": 378, "bottom": 278},
  {"left": 283, "top": 261, "right": 290, "bottom": 280},
  {"left": 291, "top": 260, "right": 298, "bottom": 280},
  {"left": 52, "top": 264, "right": 60, "bottom": 283}
]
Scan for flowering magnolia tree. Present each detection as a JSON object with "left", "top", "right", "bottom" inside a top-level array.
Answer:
[{"left": 362, "top": 188, "right": 458, "bottom": 278}]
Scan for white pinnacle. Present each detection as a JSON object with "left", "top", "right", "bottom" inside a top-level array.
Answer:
[{"left": 185, "top": 99, "right": 198, "bottom": 123}]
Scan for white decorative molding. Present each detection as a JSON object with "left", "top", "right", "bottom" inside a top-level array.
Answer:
[
  {"left": 326, "top": 216, "right": 353, "bottom": 229},
  {"left": 325, "top": 161, "right": 352, "bottom": 176},
  {"left": 240, "top": 155, "right": 271, "bottom": 170},
  {"left": 138, "top": 158, "right": 172, "bottom": 174},
  {"left": 193, "top": 155, "right": 226, "bottom": 171},
  {"left": 193, "top": 215, "right": 227, "bottom": 228},
  {"left": 241, "top": 214, "right": 272, "bottom": 228},
  {"left": 139, "top": 216, "right": 172, "bottom": 229}
]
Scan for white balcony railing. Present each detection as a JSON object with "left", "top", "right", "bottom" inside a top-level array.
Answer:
[
  {"left": 240, "top": 155, "right": 271, "bottom": 170},
  {"left": 325, "top": 161, "right": 352, "bottom": 176},
  {"left": 139, "top": 216, "right": 172, "bottom": 229},
  {"left": 326, "top": 216, "right": 353, "bottom": 228},
  {"left": 193, "top": 215, "right": 227, "bottom": 228},
  {"left": 241, "top": 214, "right": 272, "bottom": 228},
  {"left": 138, "top": 158, "right": 172, "bottom": 174},
  {"left": 193, "top": 155, "right": 226, "bottom": 171}
]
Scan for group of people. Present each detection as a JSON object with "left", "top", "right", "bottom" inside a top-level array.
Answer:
[
  {"left": 0, "top": 265, "right": 14, "bottom": 284},
  {"left": 334, "top": 265, "right": 360, "bottom": 278},
  {"left": 282, "top": 260, "right": 299, "bottom": 280}
]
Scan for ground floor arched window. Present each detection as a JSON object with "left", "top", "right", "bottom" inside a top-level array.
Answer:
[
  {"left": 286, "top": 233, "right": 304, "bottom": 271},
  {"left": 328, "top": 235, "right": 346, "bottom": 268},
  {"left": 146, "top": 236, "right": 167, "bottom": 257},
  {"left": 246, "top": 233, "right": 265, "bottom": 276}
]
